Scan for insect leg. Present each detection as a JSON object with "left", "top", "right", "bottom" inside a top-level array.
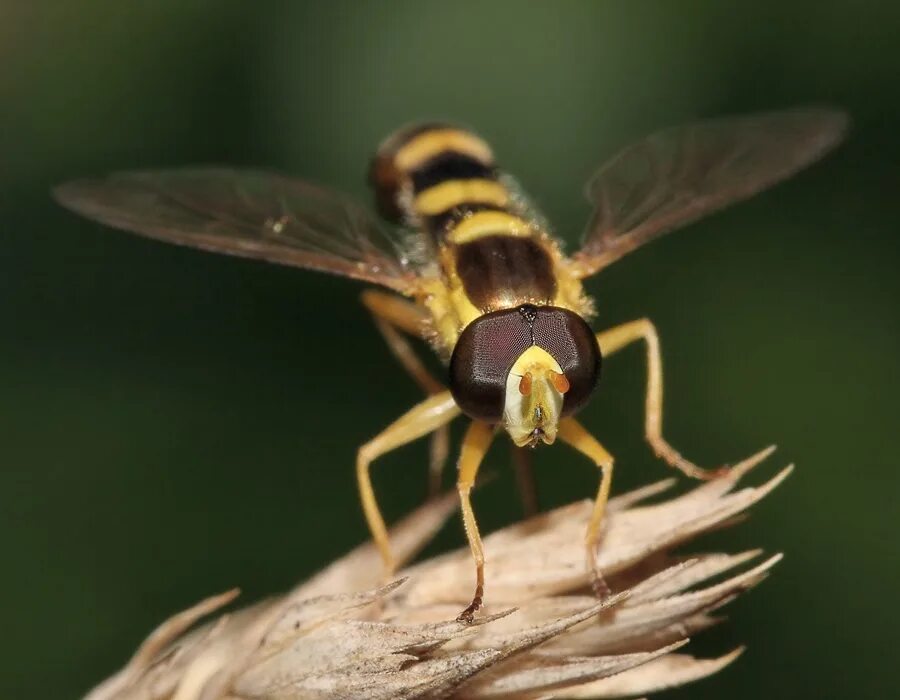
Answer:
[
  {"left": 361, "top": 290, "right": 442, "bottom": 392},
  {"left": 511, "top": 445, "right": 539, "bottom": 517},
  {"left": 357, "top": 391, "right": 460, "bottom": 577},
  {"left": 361, "top": 290, "right": 450, "bottom": 495},
  {"left": 596, "top": 318, "right": 724, "bottom": 480},
  {"left": 456, "top": 421, "right": 496, "bottom": 623},
  {"left": 557, "top": 418, "right": 614, "bottom": 598}
]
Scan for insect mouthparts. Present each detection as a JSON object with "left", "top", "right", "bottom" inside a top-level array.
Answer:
[{"left": 528, "top": 427, "right": 545, "bottom": 447}]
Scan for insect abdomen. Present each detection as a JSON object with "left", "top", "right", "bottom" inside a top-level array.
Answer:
[
  {"left": 371, "top": 124, "right": 589, "bottom": 332},
  {"left": 369, "top": 123, "right": 512, "bottom": 238}
]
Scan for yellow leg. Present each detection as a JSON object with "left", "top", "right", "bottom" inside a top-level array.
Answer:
[
  {"left": 596, "top": 318, "right": 724, "bottom": 481},
  {"left": 357, "top": 391, "right": 460, "bottom": 576},
  {"left": 511, "top": 445, "right": 539, "bottom": 517},
  {"left": 428, "top": 423, "right": 451, "bottom": 496},
  {"left": 361, "top": 289, "right": 451, "bottom": 495},
  {"left": 455, "top": 421, "right": 495, "bottom": 622},
  {"left": 558, "top": 418, "right": 615, "bottom": 598}
]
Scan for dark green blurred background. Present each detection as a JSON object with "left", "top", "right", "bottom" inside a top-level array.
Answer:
[{"left": 2, "top": 2, "right": 898, "bottom": 698}]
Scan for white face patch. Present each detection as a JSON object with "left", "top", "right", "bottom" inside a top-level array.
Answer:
[
  {"left": 503, "top": 371, "right": 527, "bottom": 432},
  {"left": 503, "top": 347, "right": 565, "bottom": 447}
]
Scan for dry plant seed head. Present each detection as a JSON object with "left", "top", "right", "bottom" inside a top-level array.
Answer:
[{"left": 85, "top": 447, "right": 789, "bottom": 700}]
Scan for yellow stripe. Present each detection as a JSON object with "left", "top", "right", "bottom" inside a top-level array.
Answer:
[
  {"left": 447, "top": 210, "right": 533, "bottom": 244},
  {"left": 395, "top": 129, "right": 494, "bottom": 171},
  {"left": 413, "top": 179, "right": 509, "bottom": 216}
]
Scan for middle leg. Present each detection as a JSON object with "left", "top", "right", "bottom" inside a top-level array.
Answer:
[
  {"left": 510, "top": 445, "right": 539, "bottom": 517},
  {"left": 361, "top": 289, "right": 451, "bottom": 495}
]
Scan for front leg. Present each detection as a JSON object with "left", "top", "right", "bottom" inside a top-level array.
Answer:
[
  {"left": 596, "top": 318, "right": 725, "bottom": 481},
  {"left": 356, "top": 391, "right": 460, "bottom": 577},
  {"left": 557, "top": 418, "right": 614, "bottom": 599},
  {"left": 455, "top": 420, "right": 495, "bottom": 622}
]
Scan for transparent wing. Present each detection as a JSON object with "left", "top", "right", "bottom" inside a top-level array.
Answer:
[
  {"left": 571, "top": 108, "right": 848, "bottom": 278},
  {"left": 53, "top": 168, "right": 422, "bottom": 293}
]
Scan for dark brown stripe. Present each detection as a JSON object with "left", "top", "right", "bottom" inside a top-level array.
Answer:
[
  {"left": 424, "top": 202, "right": 508, "bottom": 239},
  {"left": 410, "top": 151, "right": 496, "bottom": 194},
  {"left": 455, "top": 235, "right": 557, "bottom": 311}
]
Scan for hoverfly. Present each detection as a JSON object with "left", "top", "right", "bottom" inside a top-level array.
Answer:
[{"left": 54, "top": 108, "right": 846, "bottom": 621}]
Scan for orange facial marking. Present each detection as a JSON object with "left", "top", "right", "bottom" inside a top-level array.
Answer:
[
  {"left": 551, "top": 371, "right": 570, "bottom": 394},
  {"left": 518, "top": 372, "right": 533, "bottom": 396}
]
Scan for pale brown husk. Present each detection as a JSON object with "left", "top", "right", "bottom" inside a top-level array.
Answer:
[{"left": 86, "top": 447, "right": 789, "bottom": 700}]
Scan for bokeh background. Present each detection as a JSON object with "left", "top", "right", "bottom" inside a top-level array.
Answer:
[{"left": 2, "top": 2, "right": 898, "bottom": 698}]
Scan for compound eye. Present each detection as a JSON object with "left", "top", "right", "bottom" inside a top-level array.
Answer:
[
  {"left": 531, "top": 309, "right": 601, "bottom": 416},
  {"left": 448, "top": 309, "right": 534, "bottom": 422}
]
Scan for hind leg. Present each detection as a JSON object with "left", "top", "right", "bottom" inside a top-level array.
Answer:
[{"left": 596, "top": 319, "right": 725, "bottom": 480}]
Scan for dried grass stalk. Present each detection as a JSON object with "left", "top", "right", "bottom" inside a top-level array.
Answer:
[{"left": 86, "top": 446, "right": 789, "bottom": 700}]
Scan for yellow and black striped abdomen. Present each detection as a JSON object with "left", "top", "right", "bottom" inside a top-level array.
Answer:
[
  {"left": 370, "top": 124, "right": 591, "bottom": 345},
  {"left": 369, "top": 123, "right": 511, "bottom": 239}
]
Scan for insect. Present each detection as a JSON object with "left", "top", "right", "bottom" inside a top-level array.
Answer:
[{"left": 54, "top": 108, "right": 846, "bottom": 621}]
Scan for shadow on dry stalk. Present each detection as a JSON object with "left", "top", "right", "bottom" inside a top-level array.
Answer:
[{"left": 85, "top": 446, "right": 790, "bottom": 700}]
